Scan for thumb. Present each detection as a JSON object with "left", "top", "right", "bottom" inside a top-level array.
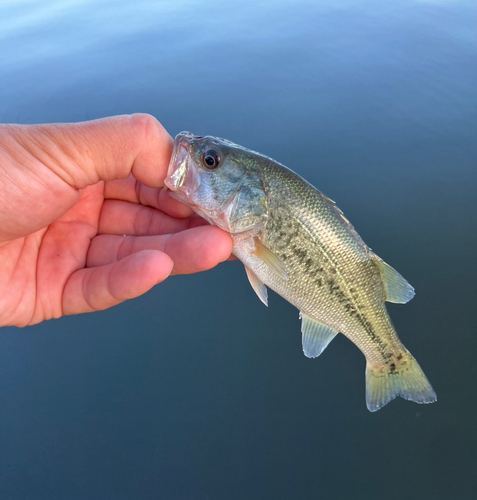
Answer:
[
  {"left": 7, "top": 114, "right": 173, "bottom": 189},
  {"left": 0, "top": 115, "right": 173, "bottom": 241}
]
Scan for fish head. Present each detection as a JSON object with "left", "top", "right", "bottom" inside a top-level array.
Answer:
[{"left": 165, "top": 132, "right": 268, "bottom": 233}]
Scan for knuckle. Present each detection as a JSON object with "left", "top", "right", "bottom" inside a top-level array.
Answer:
[
  {"left": 135, "top": 179, "right": 144, "bottom": 204},
  {"left": 128, "top": 113, "right": 161, "bottom": 143},
  {"left": 117, "top": 236, "right": 134, "bottom": 261},
  {"left": 134, "top": 206, "right": 154, "bottom": 236}
]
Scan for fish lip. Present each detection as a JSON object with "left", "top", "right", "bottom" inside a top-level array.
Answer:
[{"left": 165, "top": 132, "right": 194, "bottom": 192}]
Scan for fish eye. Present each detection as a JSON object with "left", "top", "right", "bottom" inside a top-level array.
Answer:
[{"left": 201, "top": 149, "right": 220, "bottom": 170}]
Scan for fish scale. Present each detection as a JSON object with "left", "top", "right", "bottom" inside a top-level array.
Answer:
[
  {"left": 239, "top": 164, "right": 397, "bottom": 365},
  {"left": 165, "top": 131, "right": 437, "bottom": 412}
]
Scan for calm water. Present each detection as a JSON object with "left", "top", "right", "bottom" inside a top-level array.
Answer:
[{"left": 1, "top": 1, "right": 476, "bottom": 499}]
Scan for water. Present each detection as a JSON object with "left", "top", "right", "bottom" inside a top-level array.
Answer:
[{"left": 0, "top": 1, "right": 476, "bottom": 499}]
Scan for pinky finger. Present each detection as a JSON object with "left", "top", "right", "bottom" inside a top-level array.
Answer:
[{"left": 62, "top": 250, "right": 173, "bottom": 315}]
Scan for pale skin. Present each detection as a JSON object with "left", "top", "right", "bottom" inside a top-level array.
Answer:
[{"left": 0, "top": 114, "right": 233, "bottom": 327}]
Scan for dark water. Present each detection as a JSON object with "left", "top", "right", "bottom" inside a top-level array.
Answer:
[{"left": 1, "top": 1, "right": 476, "bottom": 499}]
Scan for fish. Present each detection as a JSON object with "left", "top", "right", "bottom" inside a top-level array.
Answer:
[{"left": 164, "top": 131, "right": 437, "bottom": 412}]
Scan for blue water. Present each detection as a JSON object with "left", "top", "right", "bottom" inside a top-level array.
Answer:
[{"left": 1, "top": 1, "right": 476, "bottom": 499}]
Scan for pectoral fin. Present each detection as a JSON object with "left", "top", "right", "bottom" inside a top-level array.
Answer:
[
  {"left": 252, "top": 240, "right": 289, "bottom": 281},
  {"left": 300, "top": 312, "right": 338, "bottom": 358},
  {"left": 372, "top": 254, "right": 415, "bottom": 304},
  {"left": 244, "top": 266, "right": 268, "bottom": 306}
]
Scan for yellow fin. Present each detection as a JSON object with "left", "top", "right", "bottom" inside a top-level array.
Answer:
[
  {"left": 252, "top": 240, "right": 289, "bottom": 281},
  {"left": 372, "top": 254, "right": 415, "bottom": 304}
]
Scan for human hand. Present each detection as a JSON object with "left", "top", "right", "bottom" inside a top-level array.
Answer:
[{"left": 0, "top": 114, "right": 232, "bottom": 327}]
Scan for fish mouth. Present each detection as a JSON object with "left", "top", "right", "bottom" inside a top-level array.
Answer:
[{"left": 164, "top": 132, "right": 197, "bottom": 197}]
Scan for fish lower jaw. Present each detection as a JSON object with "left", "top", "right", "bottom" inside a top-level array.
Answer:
[
  {"left": 165, "top": 189, "right": 193, "bottom": 207},
  {"left": 177, "top": 203, "right": 233, "bottom": 233}
]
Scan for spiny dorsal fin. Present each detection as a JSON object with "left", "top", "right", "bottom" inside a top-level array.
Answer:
[
  {"left": 322, "top": 193, "right": 336, "bottom": 205},
  {"left": 372, "top": 254, "right": 415, "bottom": 304},
  {"left": 253, "top": 240, "right": 289, "bottom": 281},
  {"left": 300, "top": 312, "right": 338, "bottom": 358},
  {"left": 244, "top": 266, "right": 268, "bottom": 307}
]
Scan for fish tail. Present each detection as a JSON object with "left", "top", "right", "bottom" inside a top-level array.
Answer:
[{"left": 365, "top": 353, "right": 437, "bottom": 412}]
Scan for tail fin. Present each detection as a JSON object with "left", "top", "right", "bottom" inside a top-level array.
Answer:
[{"left": 366, "top": 354, "right": 437, "bottom": 412}]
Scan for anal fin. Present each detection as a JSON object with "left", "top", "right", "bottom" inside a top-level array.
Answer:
[
  {"left": 300, "top": 312, "right": 338, "bottom": 358},
  {"left": 244, "top": 266, "right": 268, "bottom": 306}
]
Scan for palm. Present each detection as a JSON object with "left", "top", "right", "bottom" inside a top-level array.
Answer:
[{"left": 0, "top": 177, "right": 230, "bottom": 326}]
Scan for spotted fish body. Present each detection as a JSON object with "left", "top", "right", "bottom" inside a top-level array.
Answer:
[{"left": 165, "top": 132, "right": 437, "bottom": 412}]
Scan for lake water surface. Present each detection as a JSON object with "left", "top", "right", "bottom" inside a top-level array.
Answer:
[{"left": 0, "top": 1, "right": 476, "bottom": 499}]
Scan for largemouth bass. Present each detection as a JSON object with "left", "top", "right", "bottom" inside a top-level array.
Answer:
[{"left": 164, "top": 132, "right": 437, "bottom": 412}]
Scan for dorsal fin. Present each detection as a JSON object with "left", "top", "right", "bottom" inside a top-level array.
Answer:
[
  {"left": 372, "top": 254, "right": 415, "bottom": 304},
  {"left": 300, "top": 312, "right": 338, "bottom": 358}
]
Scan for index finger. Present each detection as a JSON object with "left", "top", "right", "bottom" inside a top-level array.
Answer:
[{"left": 104, "top": 175, "right": 195, "bottom": 219}]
